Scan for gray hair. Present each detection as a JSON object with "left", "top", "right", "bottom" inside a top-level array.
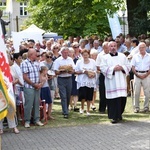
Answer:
[
  {"left": 102, "top": 41, "right": 109, "bottom": 48},
  {"left": 60, "top": 46, "right": 69, "bottom": 54}
]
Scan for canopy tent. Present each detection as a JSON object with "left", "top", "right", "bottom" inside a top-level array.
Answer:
[
  {"left": 12, "top": 24, "right": 59, "bottom": 52},
  {"left": 20, "top": 24, "right": 45, "bottom": 34},
  {"left": 12, "top": 24, "right": 45, "bottom": 52}
]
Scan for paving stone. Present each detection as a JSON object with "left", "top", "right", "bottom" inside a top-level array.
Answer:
[{"left": 1, "top": 121, "right": 150, "bottom": 150}]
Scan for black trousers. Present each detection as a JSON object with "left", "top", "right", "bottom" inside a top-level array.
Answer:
[
  {"left": 99, "top": 73, "right": 107, "bottom": 112},
  {"left": 107, "top": 97, "right": 127, "bottom": 120}
]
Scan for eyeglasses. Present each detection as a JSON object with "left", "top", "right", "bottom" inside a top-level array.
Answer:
[
  {"left": 37, "top": 55, "right": 41, "bottom": 57},
  {"left": 74, "top": 46, "right": 79, "bottom": 48},
  {"left": 46, "top": 56, "right": 53, "bottom": 58}
]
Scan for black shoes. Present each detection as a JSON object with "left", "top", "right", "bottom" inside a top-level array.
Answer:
[
  {"left": 74, "top": 107, "right": 79, "bottom": 112},
  {"left": 111, "top": 119, "right": 118, "bottom": 124},
  {"left": 111, "top": 117, "right": 123, "bottom": 124},
  {"left": 64, "top": 114, "right": 68, "bottom": 119},
  {"left": 99, "top": 111, "right": 105, "bottom": 114},
  {"left": 91, "top": 106, "right": 96, "bottom": 111}
]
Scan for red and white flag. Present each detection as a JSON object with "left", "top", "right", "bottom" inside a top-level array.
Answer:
[{"left": 0, "top": 22, "right": 16, "bottom": 119}]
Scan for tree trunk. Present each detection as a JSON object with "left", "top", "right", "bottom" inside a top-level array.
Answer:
[{"left": 127, "top": 0, "right": 147, "bottom": 37}]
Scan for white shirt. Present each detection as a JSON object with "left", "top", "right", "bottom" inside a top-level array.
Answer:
[
  {"left": 54, "top": 56, "right": 75, "bottom": 77},
  {"left": 75, "top": 59, "right": 97, "bottom": 89},
  {"left": 11, "top": 62, "right": 24, "bottom": 87},
  {"left": 96, "top": 50, "right": 107, "bottom": 67},
  {"left": 91, "top": 46, "right": 102, "bottom": 53},
  {"left": 131, "top": 52, "right": 150, "bottom": 71},
  {"left": 129, "top": 46, "right": 139, "bottom": 57}
]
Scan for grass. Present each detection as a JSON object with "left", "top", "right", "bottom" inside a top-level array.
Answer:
[{"left": 17, "top": 95, "right": 150, "bottom": 130}]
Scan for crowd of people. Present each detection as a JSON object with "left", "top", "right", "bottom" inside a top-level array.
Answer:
[{"left": 1, "top": 33, "right": 150, "bottom": 134}]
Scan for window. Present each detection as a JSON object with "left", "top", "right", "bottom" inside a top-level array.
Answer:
[
  {"left": 0, "top": 2, "right": 6, "bottom": 6},
  {"left": 20, "top": 2, "right": 28, "bottom": 16},
  {"left": 0, "top": 1, "right": 7, "bottom": 16}
]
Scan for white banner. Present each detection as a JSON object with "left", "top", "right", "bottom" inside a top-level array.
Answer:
[{"left": 107, "top": 13, "right": 122, "bottom": 39}]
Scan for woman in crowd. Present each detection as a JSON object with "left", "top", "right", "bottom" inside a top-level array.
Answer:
[
  {"left": 40, "top": 51, "right": 56, "bottom": 104},
  {"left": 75, "top": 49, "right": 97, "bottom": 116},
  {"left": 11, "top": 53, "right": 24, "bottom": 121},
  {"left": 52, "top": 44, "right": 61, "bottom": 61},
  {"left": 68, "top": 47, "right": 79, "bottom": 111},
  {"left": 51, "top": 44, "right": 61, "bottom": 99},
  {"left": 72, "top": 42, "right": 81, "bottom": 59},
  {"left": 90, "top": 49, "right": 99, "bottom": 110}
]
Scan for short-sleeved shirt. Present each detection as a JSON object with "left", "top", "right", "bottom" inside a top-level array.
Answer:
[
  {"left": 21, "top": 58, "right": 40, "bottom": 88},
  {"left": 131, "top": 52, "right": 150, "bottom": 71},
  {"left": 96, "top": 50, "right": 107, "bottom": 67},
  {"left": 54, "top": 56, "right": 75, "bottom": 77}
]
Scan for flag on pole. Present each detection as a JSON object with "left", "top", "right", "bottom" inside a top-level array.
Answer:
[
  {"left": 0, "top": 21, "right": 16, "bottom": 120},
  {"left": 107, "top": 13, "right": 122, "bottom": 39},
  {"left": 0, "top": 69, "right": 9, "bottom": 120},
  {"left": 6, "top": 0, "right": 13, "bottom": 13}
]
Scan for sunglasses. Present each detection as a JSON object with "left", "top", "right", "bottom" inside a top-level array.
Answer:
[
  {"left": 54, "top": 47, "right": 58, "bottom": 49},
  {"left": 46, "top": 56, "right": 53, "bottom": 58},
  {"left": 37, "top": 55, "right": 41, "bottom": 57},
  {"left": 74, "top": 46, "right": 79, "bottom": 48}
]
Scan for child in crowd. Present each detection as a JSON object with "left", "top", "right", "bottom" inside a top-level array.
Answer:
[{"left": 40, "top": 66, "right": 54, "bottom": 120}]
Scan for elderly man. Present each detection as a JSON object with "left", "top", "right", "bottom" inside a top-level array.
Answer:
[
  {"left": 21, "top": 48, "right": 44, "bottom": 128},
  {"left": 100, "top": 41, "right": 131, "bottom": 123},
  {"left": 115, "top": 36, "right": 126, "bottom": 53},
  {"left": 54, "top": 47, "right": 75, "bottom": 118},
  {"left": 91, "top": 40, "right": 102, "bottom": 53},
  {"left": 96, "top": 41, "right": 109, "bottom": 113},
  {"left": 131, "top": 42, "right": 150, "bottom": 113}
]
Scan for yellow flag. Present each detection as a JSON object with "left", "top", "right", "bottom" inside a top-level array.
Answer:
[{"left": 0, "top": 69, "right": 8, "bottom": 120}]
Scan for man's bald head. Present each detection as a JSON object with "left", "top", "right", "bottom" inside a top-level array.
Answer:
[
  {"left": 28, "top": 48, "right": 37, "bottom": 61},
  {"left": 138, "top": 42, "right": 146, "bottom": 55}
]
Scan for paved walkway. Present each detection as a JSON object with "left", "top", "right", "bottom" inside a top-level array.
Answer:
[{"left": 1, "top": 121, "right": 150, "bottom": 150}]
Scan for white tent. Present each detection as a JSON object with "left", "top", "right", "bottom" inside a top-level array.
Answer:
[
  {"left": 20, "top": 24, "right": 45, "bottom": 34},
  {"left": 12, "top": 24, "right": 45, "bottom": 52}
]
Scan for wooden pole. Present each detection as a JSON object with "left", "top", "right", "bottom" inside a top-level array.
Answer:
[{"left": 16, "top": 16, "right": 19, "bottom": 32}]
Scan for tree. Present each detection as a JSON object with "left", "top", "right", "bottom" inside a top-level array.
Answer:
[
  {"left": 21, "top": 0, "right": 124, "bottom": 38},
  {"left": 127, "top": 0, "right": 150, "bottom": 37}
]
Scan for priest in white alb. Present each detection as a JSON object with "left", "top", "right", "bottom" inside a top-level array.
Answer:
[{"left": 100, "top": 41, "right": 131, "bottom": 123}]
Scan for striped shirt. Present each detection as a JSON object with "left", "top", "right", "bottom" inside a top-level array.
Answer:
[{"left": 21, "top": 59, "right": 40, "bottom": 88}]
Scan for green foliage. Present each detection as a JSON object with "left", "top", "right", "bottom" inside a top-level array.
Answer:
[
  {"left": 22, "top": 0, "right": 124, "bottom": 37},
  {"left": 127, "top": 0, "right": 150, "bottom": 36}
]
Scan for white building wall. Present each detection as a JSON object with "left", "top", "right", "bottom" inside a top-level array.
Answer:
[{"left": 1, "top": 0, "right": 28, "bottom": 36}]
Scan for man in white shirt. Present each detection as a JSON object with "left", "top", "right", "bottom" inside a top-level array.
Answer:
[
  {"left": 128, "top": 38, "right": 139, "bottom": 60},
  {"left": 54, "top": 47, "right": 75, "bottom": 118},
  {"left": 131, "top": 42, "right": 150, "bottom": 113},
  {"left": 96, "top": 41, "right": 109, "bottom": 113},
  {"left": 91, "top": 40, "right": 102, "bottom": 53}
]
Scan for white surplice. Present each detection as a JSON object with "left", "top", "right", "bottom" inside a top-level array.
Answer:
[{"left": 100, "top": 53, "right": 131, "bottom": 99}]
